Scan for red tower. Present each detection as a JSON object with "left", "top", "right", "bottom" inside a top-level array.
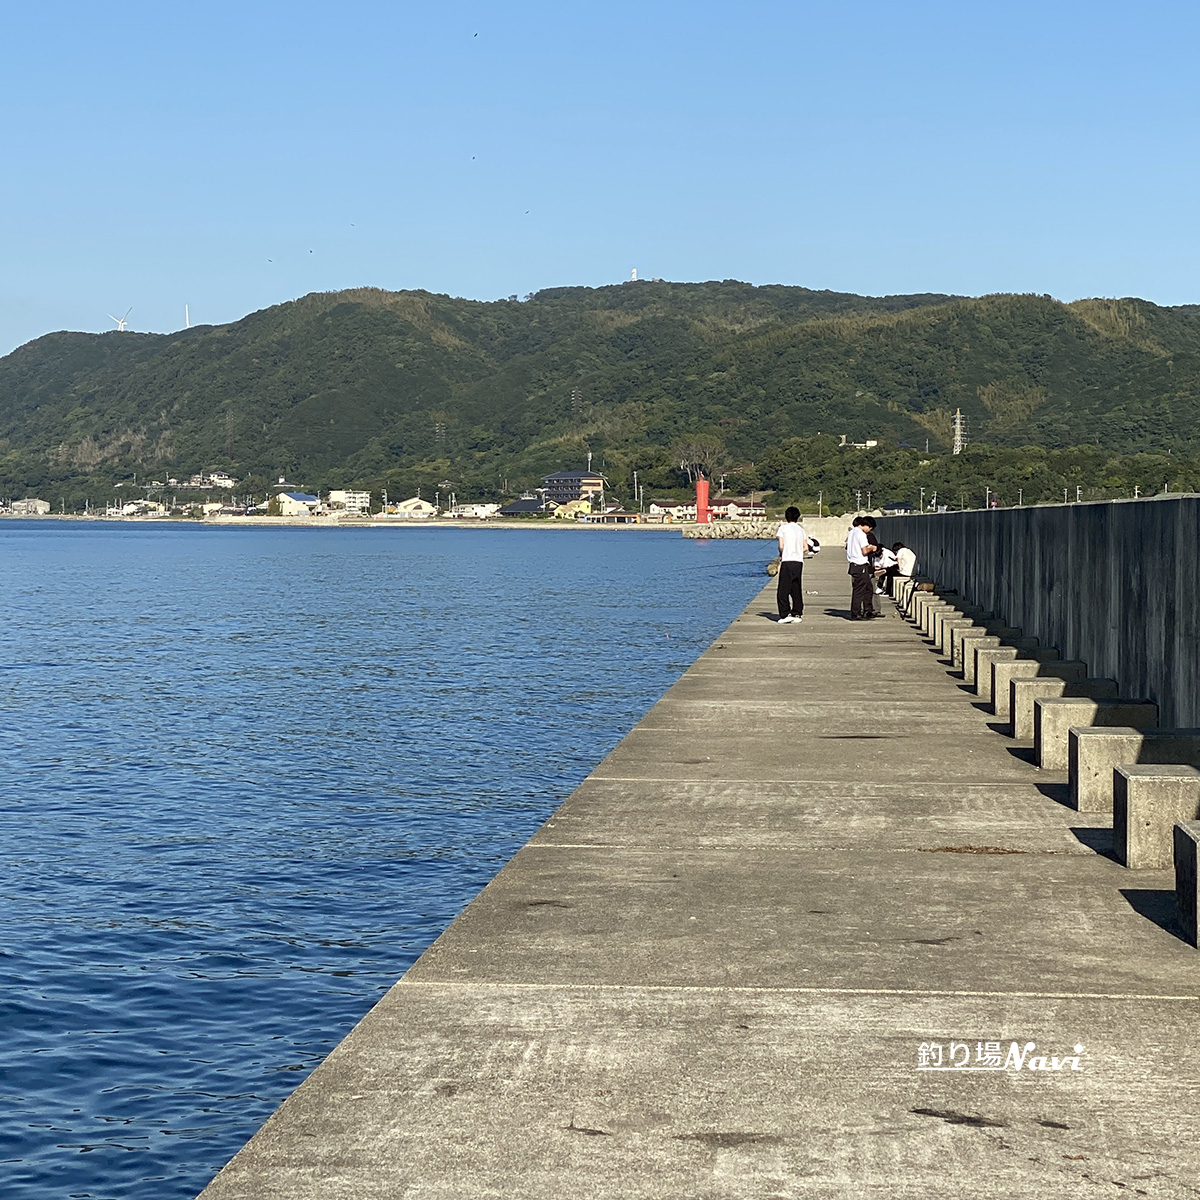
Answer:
[{"left": 695, "top": 477, "right": 711, "bottom": 524}]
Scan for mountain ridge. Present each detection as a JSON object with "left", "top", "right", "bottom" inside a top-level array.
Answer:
[{"left": 2, "top": 281, "right": 1199, "bottom": 506}]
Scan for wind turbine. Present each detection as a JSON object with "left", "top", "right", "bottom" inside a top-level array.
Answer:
[{"left": 108, "top": 307, "right": 132, "bottom": 331}]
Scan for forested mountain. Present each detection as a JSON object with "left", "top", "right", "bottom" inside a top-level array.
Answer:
[{"left": 3, "top": 280, "right": 1200, "bottom": 509}]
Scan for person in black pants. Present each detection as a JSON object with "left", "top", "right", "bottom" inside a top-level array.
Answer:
[
  {"left": 776, "top": 506, "right": 812, "bottom": 623},
  {"left": 847, "top": 516, "right": 881, "bottom": 619}
]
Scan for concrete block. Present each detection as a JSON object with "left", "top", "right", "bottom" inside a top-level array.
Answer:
[
  {"left": 1173, "top": 820, "right": 1200, "bottom": 947},
  {"left": 975, "top": 644, "right": 1055, "bottom": 704},
  {"left": 1114, "top": 765, "right": 1200, "bottom": 869},
  {"left": 1035, "top": 698, "right": 1159, "bottom": 771},
  {"left": 935, "top": 608, "right": 989, "bottom": 652},
  {"left": 953, "top": 624, "right": 1020, "bottom": 671},
  {"left": 908, "top": 592, "right": 942, "bottom": 629},
  {"left": 1010, "top": 677, "right": 1118, "bottom": 740},
  {"left": 991, "top": 657, "right": 1080, "bottom": 720},
  {"left": 921, "top": 600, "right": 954, "bottom": 638},
  {"left": 1070, "top": 727, "right": 1200, "bottom": 812}
]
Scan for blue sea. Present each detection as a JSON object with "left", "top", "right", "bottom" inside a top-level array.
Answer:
[{"left": 0, "top": 521, "right": 765, "bottom": 1200}]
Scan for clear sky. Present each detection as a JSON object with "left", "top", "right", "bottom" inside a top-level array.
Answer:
[{"left": 2, "top": 0, "right": 1198, "bottom": 354}]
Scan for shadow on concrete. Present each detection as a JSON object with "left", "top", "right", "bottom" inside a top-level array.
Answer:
[
  {"left": 822, "top": 608, "right": 856, "bottom": 621},
  {"left": 984, "top": 722, "right": 1012, "bottom": 738},
  {"left": 1034, "top": 781, "right": 1072, "bottom": 808},
  {"left": 955, "top": 683, "right": 975, "bottom": 694},
  {"left": 1120, "top": 889, "right": 1187, "bottom": 943},
  {"left": 755, "top": 611, "right": 789, "bottom": 623},
  {"left": 1006, "top": 745, "right": 1038, "bottom": 766},
  {"left": 1070, "top": 826, "right": 1117, "bottom": 861}
]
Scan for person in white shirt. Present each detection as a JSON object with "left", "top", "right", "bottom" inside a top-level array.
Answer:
[
  {"left": 846, "top": 516, "right": 881, "bottom": 619},
  {"left": 776, "top": 506, "right": 815, "bottom": 623},
  {"left": 893, "top": 542, "right": 917, "bottom": 584},
  {"left": 874, "top": 545, "right": 898, "bottom": 594}
]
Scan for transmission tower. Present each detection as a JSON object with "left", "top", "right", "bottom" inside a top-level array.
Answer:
[{"left": 952, "top": 408, "right": 968, "bottom": 455}]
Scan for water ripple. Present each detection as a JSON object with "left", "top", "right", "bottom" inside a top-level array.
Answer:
[{"left": 0, "top": 522, "right": 764, "bottom": 1199}]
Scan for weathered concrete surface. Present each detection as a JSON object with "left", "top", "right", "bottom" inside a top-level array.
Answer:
[
  {"left": 198, "top": 554, "right": 1200, "bottom": 1200},
  {"left": 881, "top": 498, "right": 1200, "bottom": 727},
  {"left": 1114, "top": 765, "right": 1200, "bottom": 869}
]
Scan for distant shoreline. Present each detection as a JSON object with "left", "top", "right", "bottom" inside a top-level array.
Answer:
[{"left": 0, "top": 513, "right": 692, "bottom": 531}]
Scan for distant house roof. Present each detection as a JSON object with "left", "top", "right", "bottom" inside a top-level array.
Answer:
[
  {"left": 499, "top": 498, "right": 557, "bottom": 515},
  {"left": 882, "top": 501, "right": 915, "bottom": 512},
  {"left": 542, "top": 471, "right": 604, "bottom": 481},
  {"left": 281, "top": 492, "right": 318, "bottom": 503}
]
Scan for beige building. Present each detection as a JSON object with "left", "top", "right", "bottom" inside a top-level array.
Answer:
[
  {"left": 389, "top": 497, "right": 436, "bottom": 519},
  {"left": 10, "top": 498, "right": 51, "bottom": 515}
]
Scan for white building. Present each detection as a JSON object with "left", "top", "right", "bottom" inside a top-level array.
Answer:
[
  {"left": 328, "top": 489, "right": 372, "bottom": 513},
  {"left": 277, "top": 492, "right": 320, "bottom": 516},
  {"left": 445, "top": 503, "right": 500, "bottom": 520},
  {"left": 712, "top": 498, "right": 766, "bottom": 519},
  {"left": 648, "top": 500, "right": 694, "bottom": 520},
  {"left": 11, "top": 498, "right": 51, "bottom": 516}
]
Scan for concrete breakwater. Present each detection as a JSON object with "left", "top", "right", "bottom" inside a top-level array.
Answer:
[
  {"left": 682, "top": 516, "right": 852, "bottom": 543},
  {"left": 197, "top": 551, "right": 1200, "bottom": 1198}
]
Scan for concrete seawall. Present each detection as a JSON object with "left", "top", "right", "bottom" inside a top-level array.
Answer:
[
  {"left": 880, "top": 496, "right": 1200, "bottom": 726},
  {"left": 197, "top": 551, "right": 1200, "bottom": 1198}
]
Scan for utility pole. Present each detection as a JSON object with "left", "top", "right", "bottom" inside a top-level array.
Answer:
[
  {"left": 1134, "top": 485, "right": 1140, "bottom": 499},
  {"left": 1018, "top": 488, "right": 1023, "bottom": 506},
  {"left": 919, "top": 486, "right": 925, "bottom": 512},
  {"left": 1076, "top": 485, "right": 1082, "bottom": 503},
  {"left": 985, "top": 487, "right": 991, "bottom": 509},
  {"left": 855, "top": 489, "right": 862, "bottom": 512},
  {"left": 817, "top": 489, "right": 823, "bottom": 517}
]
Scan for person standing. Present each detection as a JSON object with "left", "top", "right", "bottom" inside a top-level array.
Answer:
[
  {"left": 776, "top": 506, "right": 812, "bottom": 624},
  {"left": 847, "top": 516, "right": 880, "bottom": 619}
]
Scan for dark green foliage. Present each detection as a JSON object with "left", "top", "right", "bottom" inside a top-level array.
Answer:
[{"left": 1, "top": 282, "right": 1199, "bottom": 508}]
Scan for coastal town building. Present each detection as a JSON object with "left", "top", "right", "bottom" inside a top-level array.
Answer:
[
  {"left": 648, "top": 500, "right": 695, "bottom": 520},
  {"left": 552, "top": 499, "right": 592, "bottom": 519},
  {"left": 388, "top": 497, "right": 436, "bottom": 519},
  {"left": 711, "top": 498, "right": 766, "bottom": 519},
  {"left": 540, "top": 471, "right": 605, "bottom": 504},
  {"left": 277, "top": 492, "right": 320, "bottom": 516},
  {"left": 10, "top": 498, "right": 51, "bottom": 515},
  {"left": 327, "top": 489, "right": 372, "bottom": 513},
  {"left": 445, "top": 503, "right": 501, "bottom": 520},
  {"left": 499, "top": 496, "right": 558, "bottom": 516}
]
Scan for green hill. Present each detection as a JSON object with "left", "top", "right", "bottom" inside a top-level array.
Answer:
[{"left": 2, "top": 282, "right": 1200, "bottom": 509}]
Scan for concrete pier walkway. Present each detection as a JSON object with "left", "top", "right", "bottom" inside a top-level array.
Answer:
[{"left": 199, "top": 553, "right": 1200, "bottom": 1199}]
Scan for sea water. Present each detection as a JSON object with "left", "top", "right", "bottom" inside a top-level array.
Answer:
[{"left": 0, "top": 522, "right": 766, "bottom": 1199}]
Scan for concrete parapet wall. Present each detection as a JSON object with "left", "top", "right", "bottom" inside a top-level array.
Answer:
[{"left": 879, "top": 497, "right": 1200, "bottom": 726}]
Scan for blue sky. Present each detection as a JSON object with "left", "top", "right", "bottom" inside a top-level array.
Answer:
[{"left": 2, "top": 0, "right": 1198, "bottom": 353}]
